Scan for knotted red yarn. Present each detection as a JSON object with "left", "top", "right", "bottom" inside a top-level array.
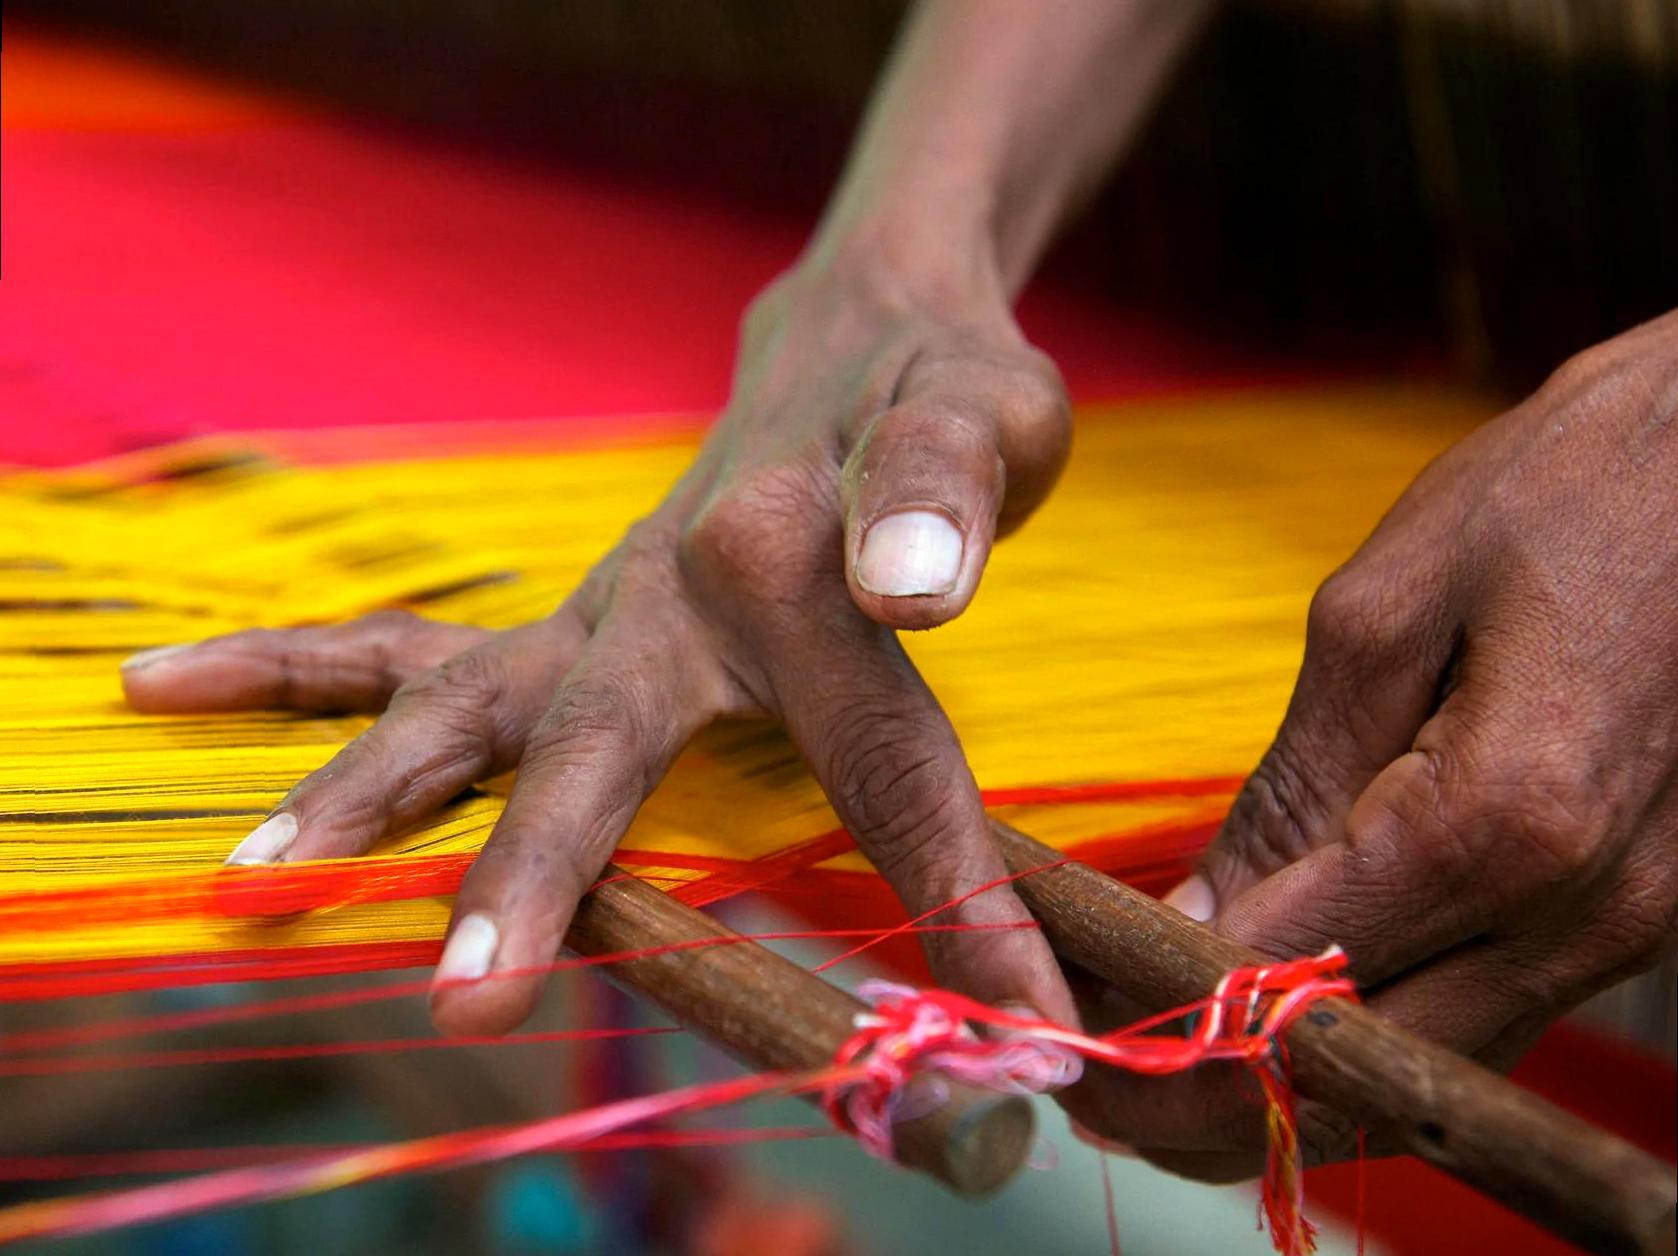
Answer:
[
  {"left": 825, "top": 949, "right": 1356, "bottom": 1256},
  {"left": 824, "top": 979, "right": 1086, "bottom": 1158}
]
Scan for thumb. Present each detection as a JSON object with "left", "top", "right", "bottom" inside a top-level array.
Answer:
[{"left": 842, "top": 355, "right": 1068, "bottom": 631}]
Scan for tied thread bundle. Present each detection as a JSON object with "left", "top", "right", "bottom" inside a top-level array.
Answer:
[
  {"left": 0, "top": 948, "right": 1356, "bottom": 1253},
  {"left": 830, "top": 951, "right": 1357, "bottom": 1256},
  {"left": 832, "top": 952, "right": 1355, "bottom": 1254}
]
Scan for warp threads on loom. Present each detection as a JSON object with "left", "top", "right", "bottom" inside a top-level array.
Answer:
[
  {"left": 0, "top": 944, "right": 1356, "bottom": 1252},
  {"left": 0, "top": 944, "right": 1354, "bottom": 1252}
]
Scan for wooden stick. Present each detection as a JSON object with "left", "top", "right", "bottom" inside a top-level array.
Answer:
[
  {"left": 562, "top": 866, "right": 1035, "bottom": 1197},
  {"left": 992, "top": 820, "right": 1678, "bottom": 1255}
]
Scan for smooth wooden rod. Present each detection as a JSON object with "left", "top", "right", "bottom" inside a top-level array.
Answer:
[
  {"left": 992, "top": 820, "right": 1677, "bottom": 1256},
  {"left": 563, "top": 865, "right": 1035, "bottom": 1197}
]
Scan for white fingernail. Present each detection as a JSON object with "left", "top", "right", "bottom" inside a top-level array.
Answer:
[
  {"left": 856, "top": 510, "right": 963, "bottom": 597},
  {"left": 436, "top": 913, "right": 499, "bottom": 984},
  {"left": 226, "top": 813, "right": 298, "bottom": 866},
  {"left": 1163, "top": 875, "right": 1216, "bottom": 923},
  {"left": 122, "top": 643, "right": 192, "bottom": 671}
]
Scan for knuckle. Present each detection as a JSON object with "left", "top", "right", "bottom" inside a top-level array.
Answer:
[
  {"left": 394, "top": 649, "right": 504, "bottom": 716},
  {"left": 1540, "top": 337, "right": 1674, "bottom": 420},
  {"left": 470, "top": 825, "right": 596, "bottom": 912},
  {"left": 976, "top": 354, "right": 1071, "bottom": 488},
  {"left": 1544, "top": 341, "right": 1617, "bottom": 394},
  {"left": 340, "top": 609, "right": 426, "bottom": 686},
  {"left": 1500, "top": 962, "right": 1566, "bottom": 1016},
  {"left": 283, "top": 763, "right": 387, "bottom": 834},
  {"left": 1221, "top": 751, "right": 1325, "bottom": 874},
  {"left": 384, "top": 736, "right": 489, "bottom": 814},
  {"left": 678, "top": 462, "right": 833, "bottom": 598},
  {"left": 529, "top": 672, "right": 659, "bottom": 788},
  {"left": 1304, "top": 567, "right": 1408, "bottom": 666},
  {"left": 214, "top": 625, "right": 289, "bottom": 659},
  {"left": 736, "top": 273, "right": 796, "bottom": 353},
  {"left": 228, "top": 628, "right": 312, "bottom": 707},
  {"left": 548, "top": 672, "right": 645, "bottom": 742},
  {"left": 604, "top": 517, "right": 679, "bottom": 600}
]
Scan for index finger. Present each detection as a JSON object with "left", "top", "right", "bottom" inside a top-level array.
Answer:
[
  {"left": 429, "top": 612, "right": 726, "bottom": 1036},
  {"left": 769, "top": 613, "right": 1075, "bottom": 1024}
]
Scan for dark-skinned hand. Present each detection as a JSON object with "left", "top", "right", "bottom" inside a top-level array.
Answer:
[
  {"left": 1062, "top": 310, "right": 1678, "bottom": 1177},
  {"left": 121, "top": 256, "right": 1078, "bottom": 1036}
]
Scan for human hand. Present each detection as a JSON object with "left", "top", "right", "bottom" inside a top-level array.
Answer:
[
  {"left": 1062, "top": 311, "right": 1678, "bottom": 1173},
  {"left": 121, "top": 252, "right": 1076, "bottom": 1035}
]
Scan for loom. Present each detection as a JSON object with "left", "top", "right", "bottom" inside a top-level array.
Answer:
[
  {"left": 5, "top": 17, "right": 1675, "bottom": 1255},
  {"left": 0, "top": 398, "right": 1671, "bottom": 1251}
]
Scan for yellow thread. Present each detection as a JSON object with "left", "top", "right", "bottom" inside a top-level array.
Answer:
[{"left": 0, "top": 387, "right": 1487, "bottom": 967}]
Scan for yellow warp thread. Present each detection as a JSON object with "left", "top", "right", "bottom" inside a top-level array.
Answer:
[{"left": 0, "top": 387, "right": 1488, "bottom": 968}]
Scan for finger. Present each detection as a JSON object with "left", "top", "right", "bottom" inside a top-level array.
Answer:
[
  {"left": 1177, "top": 562, "right": 1455, "bottom": 920},
  {"left": 1367, "top": 874, "right": 1674, "bottom": 1068},
  {"left": 120, "top": 610, "right": 490, "bottom": 714},
  {"left": 770, "top": 614, "right": 1076, "bottom": 1023},
  {"left": 1362, "top": 939, "right": 1547, "bottom": 1064},
  {"left": 227, "top": 615, "right": 586, "bottom": 866},
  {"left": 842, "top": 352, "right": 1068, "bottom": 631},
  {"left": 1213, "top": 664, "right": 1608, "bottom": 986},
  {"left": 430, "top": 613, "right": 726, "bottom": 1036}
]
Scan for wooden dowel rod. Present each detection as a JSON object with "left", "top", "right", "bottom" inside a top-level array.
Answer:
[
  {"left": 993, "top": 820, "right": 1677, "bottom": 1255},
  {"left": 562, "top": 865, "right": 1035, "bottom": 1198}
]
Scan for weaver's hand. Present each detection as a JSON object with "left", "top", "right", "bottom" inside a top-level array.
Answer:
[
  {"left": 1063, "top": 311, "right": 1678, "bottom": 1176},
  {"left": 121, "top": 256, "right": 1076, "bottom": 1035}
]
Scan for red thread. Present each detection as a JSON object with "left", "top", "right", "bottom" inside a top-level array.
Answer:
[
  {"left": 0, "top": 941, "right": 445, "bottom": 1003},
  {"left": 1099, "top": 1149, "right": 1122, "bottom": 1256},
  {"left": 0, "top": 1127, "right": 833, "bottom": 1182},
  {"left": 822, "top": 952, "right": 1356, "bottom": 1256},
  {"left": 1355, "top": 1126, "right": 1367, "bottom": 1256},
  {"left": 0, "top": 1070, "right": 856, "bottom": 1243},
  {"left": 673, "top": 827, "right": 857, "bottom": 908},
  {"left": 0, "top": 922, "right": 1036, "bottom": 1053},
  {"left": 0, "top": 781, "right": 1232, "bottom": 1003},
  {"left": 0, "top": 774, "right": 1231, "bottom": 939},
  {"left": 0, "top": 1025, "right": 678, "bottom": 1077},
  {"left": 811, "top": 859, "right": 1070, "bottom": 973},
  {"left": 0, "top": 821, "right": 1347, "bottom": 1254}
]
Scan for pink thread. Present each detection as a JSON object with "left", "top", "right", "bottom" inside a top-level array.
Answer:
[{"left": 824, "top": 979, "right": 1083, "bottom": 1160}]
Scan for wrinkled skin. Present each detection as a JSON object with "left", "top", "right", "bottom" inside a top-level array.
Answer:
[
  {"left": 122, "top": 259, "right": 1080, "bottom": 1035},
  {"left": 1062, "top": 309, "right": 1678, "bottom": 1174}
]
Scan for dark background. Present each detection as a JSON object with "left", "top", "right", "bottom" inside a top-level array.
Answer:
[{"left": 12, "top": 0, "right": 1677, "bottom": 385}]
